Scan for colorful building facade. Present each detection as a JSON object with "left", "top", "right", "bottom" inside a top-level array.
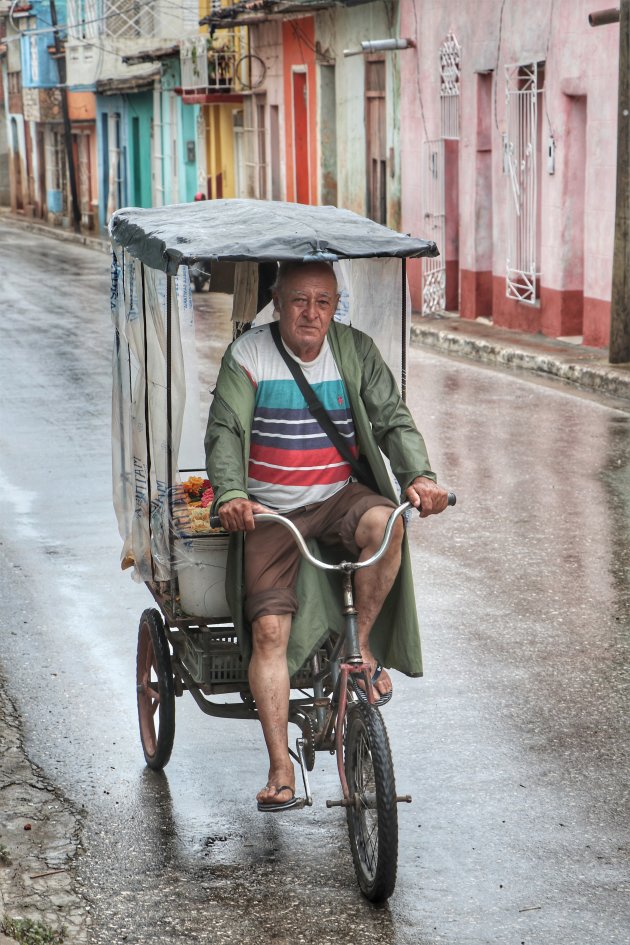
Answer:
[
  {"left": 1, "top": 0, "right": 622, "bottom": 349},
  {"left": 399, "top": 0, "right": 620, "bottom": 347}
]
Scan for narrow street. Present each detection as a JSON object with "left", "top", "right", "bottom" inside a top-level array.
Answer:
[{"left": 0, "top": 221, "right": 628, "bottom": 945}]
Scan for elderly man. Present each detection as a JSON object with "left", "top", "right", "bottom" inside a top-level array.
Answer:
[{"left": 205, "top": 260, "right": 449, "bottom": 811}]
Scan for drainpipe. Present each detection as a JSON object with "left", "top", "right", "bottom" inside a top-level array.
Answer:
[
  {"left": 49, "top": 0, "right": 81, "bottom": 233},
  {"left": 590, "top": 3, "right": 629, "bottom": 363}
]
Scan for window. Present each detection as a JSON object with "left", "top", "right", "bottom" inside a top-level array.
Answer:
[
  {"left": 440, "top": 32, "right": 460, "bottom": 140},
  {"left": 504, "top": 63, "right": 541, "bottom": 304}
]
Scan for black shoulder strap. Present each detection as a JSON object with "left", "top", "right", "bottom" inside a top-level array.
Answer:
[{"left": 269, "top": 321, "right": 363, "bottom": 477}]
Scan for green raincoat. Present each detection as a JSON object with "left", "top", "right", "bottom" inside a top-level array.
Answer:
[{"left": 204, "top": 321, "right": 436, "bottom": 678}]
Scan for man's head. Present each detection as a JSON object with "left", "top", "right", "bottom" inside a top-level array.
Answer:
[{"left": 272, "top": 261, "right": 340, "bottom": 362}]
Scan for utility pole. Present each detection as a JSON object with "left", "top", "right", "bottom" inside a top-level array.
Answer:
[
  {"left": 49, "top": 0, "right": 81, "bottom": 234},
  {"left": 590, "top": 3, "right": 630, "bottom": 363}
]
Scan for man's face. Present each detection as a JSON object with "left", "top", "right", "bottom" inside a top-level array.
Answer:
[{"left": 273, "top": 265, "right": 340, "bottom": 361}]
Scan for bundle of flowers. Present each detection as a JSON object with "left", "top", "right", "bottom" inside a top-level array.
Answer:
[{"left": 173, "top": 476, "right": 222, "bottom": 535}]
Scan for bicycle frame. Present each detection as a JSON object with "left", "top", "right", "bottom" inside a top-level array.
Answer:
[{"left": 253, "top": 502, "right": 412, "bottom": 804}]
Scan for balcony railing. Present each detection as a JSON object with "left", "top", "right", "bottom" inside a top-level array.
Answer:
[{"left": 180, "top": 34, "right": 251, "bottom": 99}]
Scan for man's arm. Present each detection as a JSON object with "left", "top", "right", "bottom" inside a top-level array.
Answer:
[{"left": 204, "top": 351, "right": 271, "bottom": 531}]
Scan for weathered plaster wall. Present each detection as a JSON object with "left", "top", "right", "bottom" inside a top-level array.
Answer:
[
  {"left": 400, "top": 0, "right": 619, "bottom": 346},
  {"left": 251, "top": 20, "right": 285, "bottom": 199},
  {"left": 317, "top": 0, "right": 400, "bottom": 225}
]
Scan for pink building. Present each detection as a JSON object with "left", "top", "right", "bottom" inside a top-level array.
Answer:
[{"left": 400, "top": 0, "right": 620, "bottom": 347}]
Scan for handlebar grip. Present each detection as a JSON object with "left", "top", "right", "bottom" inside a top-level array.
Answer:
[
  {"left": 447, "top": 492, "right": 456, "bottom": 506},
  {"left": 210, "top": 514, "right": 221, "bottom": 528}
]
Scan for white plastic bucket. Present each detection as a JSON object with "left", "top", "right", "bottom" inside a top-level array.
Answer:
[{"left": 174, "top": 534, "right": 230, "bottom": 618}]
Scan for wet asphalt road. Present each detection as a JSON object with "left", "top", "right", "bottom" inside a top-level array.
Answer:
[{"left": 0, "top": 221, "right": 629, "bottom": 944}]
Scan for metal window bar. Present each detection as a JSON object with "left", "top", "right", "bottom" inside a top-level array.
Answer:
[
  {"left": 422, "top": 139, "right": 446, "bottom": 313},
  {"left": 181, "top": 31, "right": 242, "bottom": 92},
  {"left": 102, "top": 0, "right": 155, "bottom": 39},
  {"left": 505, "top": 62, "right": 538, "bottom": 304},
  {"left": 439, "top": 32, "right": 460, "bottom": 140}
]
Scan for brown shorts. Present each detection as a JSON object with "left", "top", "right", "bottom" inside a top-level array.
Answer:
[{"left": 243, "top": 482, "right": 396, "bottom": 623}]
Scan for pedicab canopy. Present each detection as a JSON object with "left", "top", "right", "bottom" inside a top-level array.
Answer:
[
  {"left": 109, "top": 198, "right": 439, "bottom": 272},
  {"left": 109, "top": 199, "right": 438, "bottom": 599}
]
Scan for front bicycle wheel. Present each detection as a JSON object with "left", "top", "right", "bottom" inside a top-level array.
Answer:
[{"left": 344, "top": 702, "right": 398, "bottom": 902}]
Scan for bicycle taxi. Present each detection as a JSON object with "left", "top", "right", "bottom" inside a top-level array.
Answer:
[{"left": 108, "top": 198, "right": 450, "bottom": 902}]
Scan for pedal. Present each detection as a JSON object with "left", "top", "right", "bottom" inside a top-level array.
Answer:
[{"left": 289, "top": 738, "right": 313, "bottom": 807}]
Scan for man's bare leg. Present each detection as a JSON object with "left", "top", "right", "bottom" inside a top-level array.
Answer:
[
  {"left": 353, "top": 507, "right": 404, "bottom": 698},
  {"left": 248, "top": 613, "right": 295, "bottom": 805}
]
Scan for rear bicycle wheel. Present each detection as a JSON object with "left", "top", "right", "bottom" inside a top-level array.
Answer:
[
  {"left": 344, "top": 702, "right": 398, "bottom": 902},
  {"left": 136, "top": 608, "right": 175, "bottom": 770}
]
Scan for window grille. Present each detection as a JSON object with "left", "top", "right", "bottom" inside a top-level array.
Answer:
[
  {"left": 422, "top": 139, "right": 446, "bottom": 313},
  {"left": 505, "top": 63, "right": 539, "bottom": 304},
  {"left": 181, "top": 33, "right": 241, "bottom": 92},
  {"left": 69, "top": 0, "right": 155, "bottom": 40},
  {"left": 439, "top": 32, "right": 460, "bottom": 140}
]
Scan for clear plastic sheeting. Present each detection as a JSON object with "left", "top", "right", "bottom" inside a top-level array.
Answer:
[
  {"left": 110, "top": 245, "right": 195, "bottom": 582},
  {"left": 336, "top": 258, "right": 410, "bottom": 384}
]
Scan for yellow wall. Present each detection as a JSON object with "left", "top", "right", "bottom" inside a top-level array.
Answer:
[{"left": 204, "top": 103, "right": 240, "bottom": 198}]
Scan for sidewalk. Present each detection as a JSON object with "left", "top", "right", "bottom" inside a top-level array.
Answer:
[
  {"left": 3, "top": 208, "right": 629, "bottom": 405},
  {"left": 412, "top": 313, "right": 630, "bottom": 404}
]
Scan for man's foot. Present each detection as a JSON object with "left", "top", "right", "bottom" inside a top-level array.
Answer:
[
  {"left": 256, "top": 767, "right": 296, "bottom": 810},
  {"left": 256, "top": 784, "right": 300, "bottom": 812},
  {"left": 350, "top": 659, "right": 393, "bottom": 706}
]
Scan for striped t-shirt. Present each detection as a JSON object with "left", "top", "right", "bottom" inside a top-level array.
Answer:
[{"left": 231, "top": 324, "right": 357, "bottom": 511}]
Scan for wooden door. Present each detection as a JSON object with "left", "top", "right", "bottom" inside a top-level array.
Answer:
[
  {"left": 293, "top": 70, "right": 310, "bottom": 204},
  {"left": 365, "top": 58, "right": 386, "bottom": 224}
]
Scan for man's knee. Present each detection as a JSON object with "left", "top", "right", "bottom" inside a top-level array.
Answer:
[
  {"left": 355, "top": 505, "right": 403, "bottom": 553},
  {"left": 252, "top": 614, "right": 291, "bottom": 653}
]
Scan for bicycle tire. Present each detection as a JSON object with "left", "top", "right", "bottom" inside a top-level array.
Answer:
[
  {"left": 136, "top": 608, "right": 176, "bottom": 770},
  {"left": 344, "top": 702, "right": 398, "bottom": 902}
]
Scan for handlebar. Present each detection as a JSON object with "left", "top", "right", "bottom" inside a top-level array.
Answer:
[{"left": 209, "top": 492, "right": 456, "bottom": 574}]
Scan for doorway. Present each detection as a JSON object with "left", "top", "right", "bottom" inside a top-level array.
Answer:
[
  {"left": 292, "top": 69, "right": 310, "bottom": 204},
  {"left": 365, "top": 57, "right": 386, "bottom": 224}
]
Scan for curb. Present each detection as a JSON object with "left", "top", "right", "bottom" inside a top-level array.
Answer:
[
  {"left": 411, "top": 322, "right": 630, "bottom": 403},
  {"left": 0, "top": 210, "right": 109, "bottom": 255}
]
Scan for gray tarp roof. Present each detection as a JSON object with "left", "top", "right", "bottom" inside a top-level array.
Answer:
[{"left": 109, "top": 199, "right": 439, "bottom": 273}]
